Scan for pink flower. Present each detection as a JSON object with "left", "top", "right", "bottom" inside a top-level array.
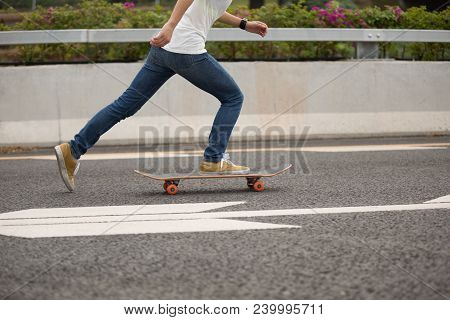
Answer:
[
  {"left": 311, "top": 6, "right": 320, "bottom": 11},
  {"left": 123, "top": 2, "right": 135, "bottom": 9},
  {"left": 328, "top": 15, "right": 337, "bottom": 23},
  {"left": 393, "top": 6, "right": 404, "bottom": 18}
]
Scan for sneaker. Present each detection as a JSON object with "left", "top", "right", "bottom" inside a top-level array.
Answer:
[
  {"left": 54, "top": 142, "right": 79, "bottom": 192},
  {"left": 199, "top": 153, "right": 250, "bottom": 175}
]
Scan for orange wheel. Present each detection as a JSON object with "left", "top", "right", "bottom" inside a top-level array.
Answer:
[
  {"left": 163, "top": 182, "right": 169, "bottom": 191},
  {"left": 252, "top": 181, "right": 265, "bottom": 192},
  {"left": 166, "top": 184, "right": 178, "bottom": 195}
]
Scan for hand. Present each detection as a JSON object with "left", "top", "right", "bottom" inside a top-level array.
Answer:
[
  {"left": 150, "top": 22, "right": 175, "bottom": 47},
  {"left": 245, "top": 21, "right": 268, "bottom": 37}
]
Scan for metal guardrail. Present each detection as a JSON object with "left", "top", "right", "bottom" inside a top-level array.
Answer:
[{"left": 1, "top": 28, "right": 449, "bottom": 58}]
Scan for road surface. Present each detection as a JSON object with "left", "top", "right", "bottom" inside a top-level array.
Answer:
[{"left": 0, "top": 136, "right": 449, "bottom": 299}]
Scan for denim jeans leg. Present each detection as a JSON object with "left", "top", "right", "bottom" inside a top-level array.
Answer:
[
  {"left": 175, "top": 54, "right": 244, "bottom": 162},
  {"left": 70, "top": 51, "right": 174, "bottom": 159}
]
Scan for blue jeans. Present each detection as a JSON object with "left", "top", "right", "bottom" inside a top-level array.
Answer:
[{"left": 70, "top": 46, "right": 244, "bottom": 162}]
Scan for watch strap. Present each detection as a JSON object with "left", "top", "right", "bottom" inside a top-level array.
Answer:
[{"left": 239, "top": 19, "right": 248, "bottom": 30}]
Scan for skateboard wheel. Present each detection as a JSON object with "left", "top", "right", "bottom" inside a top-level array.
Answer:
[
  {"left": 166, "top": 184, "right": 178, "bottom": 195},
  {"left": 163, "top": 182, "right": 169, "bottom": 191},
  {"left": 252, "top": 181, "right": 264, "bottom": 192}
]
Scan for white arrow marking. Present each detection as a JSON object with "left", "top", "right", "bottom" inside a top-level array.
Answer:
[
  {"left": 0, "top": 201, "right": 299, "bottom": 238},
  {"left": 0, "top": 202, "right": 245, "bottom": 220},
  {"left": 2, "top": 202, "right": 449, "bottom": 227},
  {"left": 0, "top": 219, "right": 298, "bottom": 238},
  {"left": 424, "top": 194, "right": 450, "bottom": 204},
  {"left": 1, "top": 201, "right": 449, "bottom": 239}
]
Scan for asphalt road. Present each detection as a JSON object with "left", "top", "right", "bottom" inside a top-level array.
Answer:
[{"left": 0, "top": 136, "right": 449, "bottom": 299}]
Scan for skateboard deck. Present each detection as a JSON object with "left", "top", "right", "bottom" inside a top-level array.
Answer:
[{"left": 134, "top": 164, "right": 292, "bottom": 195}]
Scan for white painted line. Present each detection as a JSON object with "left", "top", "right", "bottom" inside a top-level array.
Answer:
[
  {"left": 0, "top": 143, "right": 448, "bottom": 161},
  {"left": 0, "top": 152, "right": 200, "bottom": 161},
  {"left": 424, "top": 195, "right": 450, "bottom": 203},
  {"left": 0, "top": 201, "right": 245, "bottom": 220},
  {"left": 1, "top": 202, "right": 449, "bottom": 227},
  {"left": 0, "top": 219, "right": 299, "bottom": 238},
  {"left": 1, "top": 202, "right": 449, "bottom": 228},
  {"left": 300, "top": 145, "right": 448, "bottom": 153}
]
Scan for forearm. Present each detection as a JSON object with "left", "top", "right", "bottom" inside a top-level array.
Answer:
[
  {"left": 217, "top": 12, "right": 242, "bottom": 27},
  {"left": 167, "top": 0, "right": 194, "bottom": 28}
]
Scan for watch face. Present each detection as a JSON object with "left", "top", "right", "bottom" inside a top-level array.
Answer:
[{"left": 239, "top": 19, "right": 247, "bottom": 30}]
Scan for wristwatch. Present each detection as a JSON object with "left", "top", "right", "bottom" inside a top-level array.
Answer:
[{"left": 239, "top": 18, "right": 248, "bottom": 30}]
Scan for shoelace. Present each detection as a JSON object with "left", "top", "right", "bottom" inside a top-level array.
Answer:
[
  {"left": 219, "top": 153, "right": 235, "bottom": 169},
  {"left": 74, "top": 161, "right": 80, "bottom": 175}
]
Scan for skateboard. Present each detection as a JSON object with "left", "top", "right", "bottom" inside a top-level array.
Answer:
[{"left": 134, "top": 164, "right": 292, "bottom": 195}]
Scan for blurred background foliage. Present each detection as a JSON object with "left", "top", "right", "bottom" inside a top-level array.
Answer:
[
  {"left": 1, "top": 0, "right": 448, "bottom": 10},
  {"left": 0, "top": 0, "right": 448, "bottom": 64}
]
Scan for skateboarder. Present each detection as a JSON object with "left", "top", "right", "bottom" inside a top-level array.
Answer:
[{"left": 54, "top": 0, "right": 268, "bottom": 191}]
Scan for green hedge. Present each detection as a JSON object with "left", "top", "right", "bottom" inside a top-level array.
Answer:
[{"left": 0, "top": 0, "right": 449, "bottom": 63}]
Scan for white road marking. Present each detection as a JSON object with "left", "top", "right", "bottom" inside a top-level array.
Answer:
[
  {"left": 0, "top": 201, "right": 298, "bottom": 238},
  {"left": 0, "top": 152, "right": 199, "bottom": 161},
  {"left": 1, "top": 202, "right": 449, "bottom": 227},
  {"left": 0, "top": 143, "right": 448, "bottom": 161},
  {"left": 424, "top": 195, "right": 450, "bottom": 203},
  {"left": 0, "top": 219, "right": 298, "bottom": 238},
  {"left": 0, "top": 201, "right": 449, "bottom": 238},
  {"left": 0, "top": 202, "right": 245, "bottom": 220},
  {"left": 300, "top": 144, "right": 448, "bottom": 152}
]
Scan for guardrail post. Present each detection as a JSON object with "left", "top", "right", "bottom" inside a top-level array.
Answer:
[{"left": 356, "top": 42, "right": 379, "bottom": 59}]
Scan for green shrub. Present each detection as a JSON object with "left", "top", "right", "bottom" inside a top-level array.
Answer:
[
  {"left": 0, "top": 23, "right": 9, "bottom": 31},
  {"left": 0, "top": 0, "right": 448, "bottom": 63}
]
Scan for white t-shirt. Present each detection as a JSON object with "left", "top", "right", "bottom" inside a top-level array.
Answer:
[{"left": 163, "top": 0, "right": 232, "bottom": 54}]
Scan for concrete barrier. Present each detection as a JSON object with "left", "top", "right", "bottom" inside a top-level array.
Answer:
[{"left": 1, "top": 59, "right": 449, "bottom": 147}]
